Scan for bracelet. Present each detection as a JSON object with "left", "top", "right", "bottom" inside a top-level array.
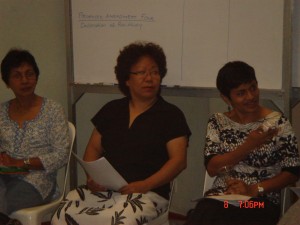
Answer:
[
  {"left": 23, "top": 158, "right": 31, "bottom": 169},
  {"left": 257, "top": 183, "right": 264, "bottom": 196}
]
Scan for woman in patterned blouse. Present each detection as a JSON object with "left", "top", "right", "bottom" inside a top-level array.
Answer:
[
  {"left": 0, "top": 49, "right": 69, "bottom": 224},
  {"left": 185, "top": 61, "right": 300, "bottom": 225}
]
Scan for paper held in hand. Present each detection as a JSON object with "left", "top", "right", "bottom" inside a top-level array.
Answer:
[
  {"left": 207, "top": 194, "right": 251, "bottom": 207},
  {"left": 72, "top": 152, "right": 128, "bottom": 191}
]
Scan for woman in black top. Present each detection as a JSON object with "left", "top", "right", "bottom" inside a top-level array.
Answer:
[{"left": 52, "top": 41, "right": 191, "bottom": 225}]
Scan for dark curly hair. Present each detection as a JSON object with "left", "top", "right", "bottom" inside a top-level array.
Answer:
[
  {"left": 216, "top": 61, "right": 257, "bottom": 99},
  {"left": 1, "top": 48, "right": 40, "bottom": 85},
  {"left": 114, "top": 41, "right": 167, "bottom": 97}
]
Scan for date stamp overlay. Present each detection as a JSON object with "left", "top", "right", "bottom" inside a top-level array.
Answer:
[{"left": 224, "top": 200, "right": 265, "bottom": 209}]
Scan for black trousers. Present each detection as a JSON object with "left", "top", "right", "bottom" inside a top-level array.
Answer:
[{"left": 184, "top": 197, "right": 280, "bottom": 225}]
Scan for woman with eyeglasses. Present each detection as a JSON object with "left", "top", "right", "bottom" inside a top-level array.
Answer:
[
  {"left": 184, "top": 61, "right": 300, "bottom": 225},
  {"left": 52, "top": 41, "right": 191, "bottom": 225},
  {"left": 0, "top": 49, "right": 69, "bottom": 225}
]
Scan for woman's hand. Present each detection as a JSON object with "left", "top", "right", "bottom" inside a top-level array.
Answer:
[
  {"left": 119, "top": 181, "right": 150, "bottom": 195},
  {"left": 244, "top": 127, "right": 278, "bottom": 150},
  {"left": 86, "top": 177, "right": 107, "bottom": 193},
  {"left": 225, "top": 179, "right": 257, "bottom": 197},
  {"left": 206, "top": 127, "right": 279, "bottom": 176},
  {"left": 0, "top": 152, "right": 23, "bottom": 167}
]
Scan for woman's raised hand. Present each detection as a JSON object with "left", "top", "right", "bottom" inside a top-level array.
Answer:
[{"left": 244, "top": 127, "right": 278, "bottom": 151}]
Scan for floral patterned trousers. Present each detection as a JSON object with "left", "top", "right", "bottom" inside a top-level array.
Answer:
[{"left": 51, "top": 186, "right": 168, "bottom": 225}]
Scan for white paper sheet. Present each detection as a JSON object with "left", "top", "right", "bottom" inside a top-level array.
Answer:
[
  {"left": 207, "top": 194, "right": 251, "bottom": 207},
  {"left": 73, "top": 152, "right": 128, "bottom": 191}
]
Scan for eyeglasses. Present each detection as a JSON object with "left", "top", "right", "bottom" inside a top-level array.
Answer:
[
  {"left": 130, "top": 69, "right": 160, "bottom": 78},
  {"left": 10, "top": 71, "right": 37, "bottom": 81}
]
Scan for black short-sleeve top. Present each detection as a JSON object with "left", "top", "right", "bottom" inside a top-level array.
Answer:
[{"left": 91, "top": 96, "right": 191, "bottom": 199}]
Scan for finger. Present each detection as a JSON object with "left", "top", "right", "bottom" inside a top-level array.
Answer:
[
  {"left": 257, "top": 127, "right": 264, "bottom": 134},
  {"left": 97, "top": 185, "right": 107, "bottom": 191},
  {"left": 268, "top": 127, "right": 278, "bottom": 135},
  {"left": 225, "top": 187, "right": 236, "bottom": 194},
  {"left": 230, "top": 186, "right": 240, "bottom": 194},
  {"left": 226, "top": 179, "right": 239, "bottom": 186}
]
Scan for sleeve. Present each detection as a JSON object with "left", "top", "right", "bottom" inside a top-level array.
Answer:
[
  {"left": 39, "top": 101, "right": 69, "bottom": 173},
  {"left": 91, "top": 101, "right": 112, "bottom": 134},
  {"left": 91, "top": 109, "right": 103, "bottom": 132},
  {"left": 204, "top": 115, "right": 223, "bottom": 167},
  {"left": 163, "top": 106, "right": 191, "bottom": 143}
]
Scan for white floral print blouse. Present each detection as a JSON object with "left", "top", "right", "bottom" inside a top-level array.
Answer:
[
  {"left": 204, "top": 112, "right": 300, "bottom": 205},
  {"left": 0, "top": 98, "right": 69, "bottom": 199}
]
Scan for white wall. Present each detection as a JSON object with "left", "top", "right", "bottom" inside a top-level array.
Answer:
[{"left": 0, "top": 0, "right": 68, "bottom": 111}]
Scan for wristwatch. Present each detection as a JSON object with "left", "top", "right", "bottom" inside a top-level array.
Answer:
[
  {"left": 257, "top": 183, "right": 264, "bottom": 196},
  {"left": 23, "top": 158, "right": 31, "bottom": 169}
]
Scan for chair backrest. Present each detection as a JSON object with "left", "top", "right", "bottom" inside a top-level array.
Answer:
[
  {"left": 145, "top": 180, "right": 175, "bottom": 225},
  {"left": 60, "top": 122, "right": 76, "bottom": 198},
  {"left": 168, "top": 180, "right": 175, "bottom": 210},
  {"left": 8, "top": 122, "right": 76, "bottom": 225},
  {"left": 203, "top": 171, "right": 215, "bottom": 196}
]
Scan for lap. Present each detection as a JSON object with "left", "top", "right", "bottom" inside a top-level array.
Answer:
[
  {"left": 0, "top": 175, "right": 44, "bottom": 214},
  {"left": 52, "top": 185, "right": 168, "bottom": 225}
]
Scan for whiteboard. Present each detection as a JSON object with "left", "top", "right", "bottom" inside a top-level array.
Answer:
[{"left": 71, "top": 0, "right": 285, "bottom": 89}]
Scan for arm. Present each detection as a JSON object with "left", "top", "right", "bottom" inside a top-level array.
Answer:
[
  {"left": 83, "top": 128, "right": 107, "bottom": 192},
  {"left": 38, "top": 102, "right": 70, "bottom": 173},
  {"left": 207, "top": 127, "right": 278, "bottom": 177},
  {"left": 0, "top": 101, "right": 69, "bottom": 171},
  {"left": 83, "top": 128, "right": 104, "bottom": 162},
  {"left": 226, "top": 171, "right": 298, "bottom": 197},
  {"left": 255, "top": 171, "right": 298, "bottom": 195},
  {"left": 0, "top": 153, "right": 44, "bottom": 170},
  {"left": 119, "top": 135, "right": 188, "bottom": 194},
  {"left": 218, "top": 115, "right": 300, "bottom": 197}
]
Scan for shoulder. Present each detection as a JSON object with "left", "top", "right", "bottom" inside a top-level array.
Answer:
[
  {"left": 0, "top": 101, "right": 9, "bottom": 116},
  {"left": 42, "top": 98, "right": 66, "bottom": 117},
  {"left": 265, "top": 110, "right": 281, "bottom": 118},
  {"left": 103, "top": 97, "right": 128, "bottom": 108},
  {"left": 154, "top": 97, "right": 191, "bottom": 130},
  {"left": 154, "top": 97, "right": 184, "bottom": 115},
  {"left": 208, "top": 112, "right": 225, "bottom": 122},
  {"left": 92, "top": 97, "right": 128, "bottom": 120},
  {"left": 264, "top": 111, "right": 287, "bottom": 125},
  {"left": 206, "top": 113, "right": 232, "bottom": 132},
  {"left": 0, "top": 101, "right": 9, "bottom": 109},
  {"left": 99, "top": 97, "right": 128, "bottom": 114},
  {"left": 43, "top": 98, "right": 64, "bottom": 110}
]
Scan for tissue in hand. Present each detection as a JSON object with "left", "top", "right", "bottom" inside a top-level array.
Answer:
[{"left": 261, "top": 120, "right": 276, "bottom": 132}]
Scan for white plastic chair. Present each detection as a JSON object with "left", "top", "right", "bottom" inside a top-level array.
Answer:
[
  {"left": 203, "top": 171, "right": 215, "bottom": 196},
  {"left": 281, "top": 186, "right": 300, "bottom": 215},
  {"left": 191, "top": 171, "right": 215, "bottom": 203},
  {"left": 10, "top": 122, "right": 76, "bottom": 225},
  {"left": 145, "top": 181, "right": 176, "bottom": 225}
]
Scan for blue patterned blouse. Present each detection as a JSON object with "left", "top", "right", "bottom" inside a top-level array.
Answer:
[{"left": 0, "top": 98, "right": 69, "bottom": 199}]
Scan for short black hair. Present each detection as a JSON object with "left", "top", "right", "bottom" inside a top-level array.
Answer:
[
  {"left": 1, "top": 48, "right": 40, "bottom": 85},
  {"left": 216, "top": 61, "right": 256, "bottom": 99},
  {"left": 114, "top": 41, "right": 167, "bottom": 97}
]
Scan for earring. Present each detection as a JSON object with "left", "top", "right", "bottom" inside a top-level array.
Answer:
[{"left": 227, "top": 104, "right": 231, "bottom": 112}]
